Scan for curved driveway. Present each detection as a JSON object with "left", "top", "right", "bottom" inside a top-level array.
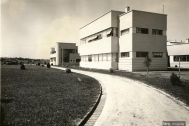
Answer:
[{"left": 53, "top": 66, "right": 189, "bottom": 126}]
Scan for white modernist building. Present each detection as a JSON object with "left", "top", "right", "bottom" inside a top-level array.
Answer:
[
  {"left": 167, "top": 39, "right": 189, "bottom": 68},
  {"left": 50, "top": 42, "right": 80, "bottom": 66},
  {"left": 79, "top": 7, "right": 167, "bottom": 71}
]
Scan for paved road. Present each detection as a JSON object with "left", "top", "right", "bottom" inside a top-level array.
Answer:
[{"left": 53, "top": 66, "right": 189, "bottom": 126}]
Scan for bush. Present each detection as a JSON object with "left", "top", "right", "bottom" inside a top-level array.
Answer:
[
  {"left": 65, "top": 68, "right": 71, "bottom": 73},
  {"left": 20, "top": 62, "right": 22, "bottom": 65},
  {"left": 47, "top": 63, "right": 50, "bottom": 68},
  {"left": 38, "top": 63, "right": 40, "bottom": 66},
  {"left": 41, "top": 65, "right": 44, "bottom": 67},
  {"left": 20, "top": 64, "right": 25, "bottom": 70},
  {"left": 170, "top": 72, "right": 182, "bottom": 85},
  {"left": 109, "top": 68, "right": 114, "bottom": 73},
  {"left": 51, "top": 63, "right": 53, "bottom": 66}
]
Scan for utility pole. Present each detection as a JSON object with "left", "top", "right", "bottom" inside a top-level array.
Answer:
[
  {"left": 179, "top": 57, "right": 180, "bottom": 78},
  {"left": 162, "top": 5, "right": 164, "bottom": 14}
]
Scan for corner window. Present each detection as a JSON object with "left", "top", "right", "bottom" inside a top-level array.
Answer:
[
  {"left": 121, "top": 28, "right": 129, "bottom": 36},
  {"left": 136, "top": 52, "right": 148, "bottom": 57},
  {"left": 136, "top": 28, "right": 148, "bottom": 34},
  {"left": 152, "top": 29, "right": 163, "bottom": 35},
  {"left": 153, "top": 52, "right": 163, "bottom": 58},
  {"left": 121, "top": 52, "right": 129, "bottom": 57}
]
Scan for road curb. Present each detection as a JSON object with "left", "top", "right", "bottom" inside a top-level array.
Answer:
[{"left": 77, "top": 84, "right": 102, "bottom": 126}]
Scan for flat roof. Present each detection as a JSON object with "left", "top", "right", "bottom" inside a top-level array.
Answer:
[
  {"left": 80, "top": 10, "right": 124, "bottom": 30},
  {"left": 119, "top": 9, "right": 167, "bottom": 17}
]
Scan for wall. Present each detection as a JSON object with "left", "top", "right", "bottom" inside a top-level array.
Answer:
[
  {"left": 79, "top": 37, "right": 119, "bottom": 55},
  {"left": 167, "top": 44, "right": 189, "bottom": 55},
  {"left": 80, "top": 12, "right": 112, "bottom": 39},
  {"left": 80, "top": 61, "right": 118, "bottom": 70},
  {"left": 132, "top": 34, "right": 167, "bottom": 52},
  {"left": 132, "top": 10, "right": 167, "bottom": 30},
  {"left": 132, "top": 10, "right": 167, "bottom": 52},
  {"left": 80, "top": 11, "right": 124, "bottom": 39}
]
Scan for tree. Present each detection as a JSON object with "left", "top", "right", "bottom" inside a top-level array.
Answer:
[{"left": 143, "top": 55, "right": 152, "bottom": 74}]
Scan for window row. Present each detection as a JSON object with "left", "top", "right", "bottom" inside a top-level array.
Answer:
[
  {"left": 121, "top": 52, "right": 163, "bottom": 58},
  {"left": 81, "top": 53, "right": 118, "bottom": 62},
  {"left": 174, "top": 55, "right": 189, "bottom": 62},
  {"left": 80, "top": 27, "right": 118, "bottom": 44},
  {"left": 121, "top": 28, "right": 163, "bottom": 36}
]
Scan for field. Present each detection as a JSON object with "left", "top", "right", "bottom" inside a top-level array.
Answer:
[
  {"left": 1, "top": 65, "right": 101, "bottom": 126},
  {"left": 59, "top": 65, "right": 189, "bottom": 106}
]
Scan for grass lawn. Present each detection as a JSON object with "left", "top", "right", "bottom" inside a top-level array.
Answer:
[
  {"left": 1, "top": 65, "right": 101, "bottom": 126},
  {"left": 59, "top": 65, "right": 189, "bottom": 106}
]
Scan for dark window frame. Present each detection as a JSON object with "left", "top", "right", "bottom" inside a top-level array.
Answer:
[
  {"left": 136, "top": 27, "right": 148, "bottom": 34},
  {"left": 152, "top": 52, "right": 163, "bottom": 58},
  {"left": 136, "top": 52, "right": 148, "bottom": 57},
  {"left": 174, "top": 55, "right": 189, "bottom": 62},
  {"left": 152, "top": 29, "right": 163, "bottom": 35},
  {"left": 121, "top": 52, "right": 130, "bottom": 57}
]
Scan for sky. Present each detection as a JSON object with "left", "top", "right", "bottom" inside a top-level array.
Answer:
[{"left": 1, "top": 0, "right": 189, "bottom": 59}]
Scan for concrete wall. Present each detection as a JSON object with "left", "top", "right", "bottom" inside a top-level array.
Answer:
[
  {"left": 132, "top": 10, "right": 167, "bottom": 30},
  {"left": 80, "top": 61, "right": 118, "bottom": 70},
  {"left": 119, "top": 12, "right": 132, "bottom": 31},
  {"left": 118, "top": 10, "right": 167, "bottom": 71},
  {"left": 80, "top": 11, "right": 124, "bottom": 39},
  {"left": 132, "top": 34, "right": 167, "bottom": 52},
  {"left": 167, "top": 44, "right": 189, "bottom": 55},
  {"left": 79, "top": 36, "right": 119, "bottom": 55}
]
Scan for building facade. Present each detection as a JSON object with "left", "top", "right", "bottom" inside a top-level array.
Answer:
[
  {"left": 79, "top": 10, "right": 124, "bottom": 70},
  {"left": 50, "top": 42, "right": 80, "bottom": 66},
  {"left": 79, "top": 7, "right": 167, "bottom": 71},
  {"left": 119, "top": 9, "right": 167, "bottom": 71},
  {"left": 167, "top": 39, "right": 189, "bottom": 68}
]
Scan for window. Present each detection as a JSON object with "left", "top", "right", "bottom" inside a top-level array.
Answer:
[
  {"left": 152, "top": 29, "right": 163, "bottom": 35},
  {"left": 121, "top": 28, "right": 129, "bottom": 35},
  {"left": 88, "top": 55, "right": 92, "bottom": 62},
  {"left": 121, "top": 52, "right": 130, "bottom": 57},
  {"left": 153, "top": 52, "right": 163, "bottom": 58},
  {"left": 136, "top": 52, "right": 148, "bottom": 57},
  {"left": 174, "top": 55, "right": 189, "bottom": 62},
  {"left": 136, "top": 28, "right": 148, "bottom": 34},
  {"left": 76, "top": 59, "right": 80, "bottom": 62}
]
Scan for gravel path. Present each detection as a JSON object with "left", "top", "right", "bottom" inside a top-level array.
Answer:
[{"left": 53, "top": 66, "right": 189, "bottom": 126}]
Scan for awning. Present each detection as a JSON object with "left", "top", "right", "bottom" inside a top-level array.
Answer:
[{"left": 106, "top": 29, "right": 112, "bottom": 34}]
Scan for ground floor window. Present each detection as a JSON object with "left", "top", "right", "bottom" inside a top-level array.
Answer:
[
  {"left": 136, "top": 52, "right": 148, "bottom": 57},
  {"left": 174, "top": 55, "right": 189, "bottom": 62},
  {"left": 121, "top": 52, "right": 129, "bottom": 57},
  {"left": 88, "top": 55, "right": 92, "bottom": 62},
  {"left": 153, "top": 52, "right": 163, "bottom": 58},
  {"left": 76, "top": 59, "right": 80, "bottom": 62}
]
